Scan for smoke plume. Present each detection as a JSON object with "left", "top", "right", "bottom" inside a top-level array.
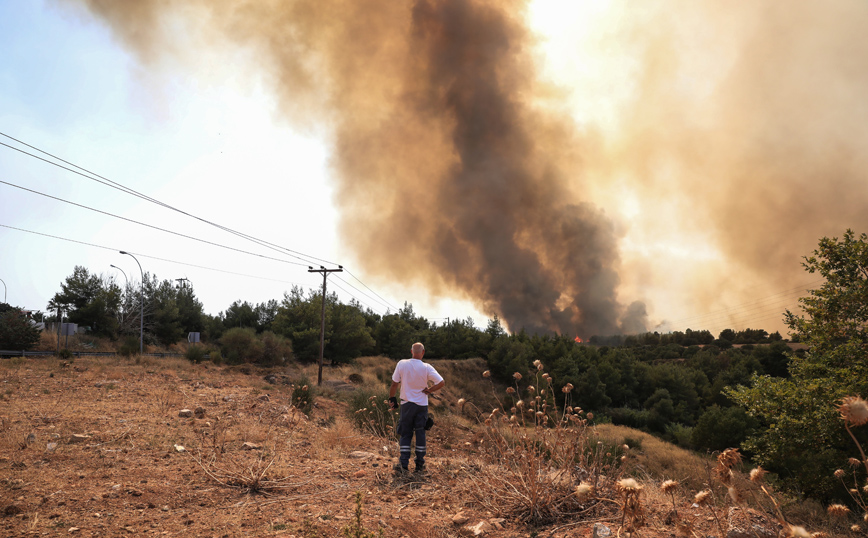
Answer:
[
  {"left": 73, "top": 0, "right": 644, "bottom": 336},
  {"left": 70, "top": 0, "right": 868, "bottom": 336}
]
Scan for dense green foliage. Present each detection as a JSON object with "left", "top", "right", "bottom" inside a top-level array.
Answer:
[
  {"left": 728, "top": 230, "right": 868, "bottom": 500},
  {"left": 0, "top": 303, "right": 41, "bottom": 350}
]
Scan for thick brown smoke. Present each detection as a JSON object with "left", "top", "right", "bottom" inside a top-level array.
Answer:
[
  {"left": 73, "top": 0, "right": 645, "bottom": 336},
  {"left": 69, "top": 0, "right": 868, "bottom": 336}
]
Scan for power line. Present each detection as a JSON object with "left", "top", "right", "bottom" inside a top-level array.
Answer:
[
  {"left": 0, "top": 131, "right": 403, "bottom": 316},
  {"left": 1, "top": 223, "right": 393, "bottom": 315},
  {"left": 1, "top": 179, "right": 311, "bottom": 267},
  {"left": 343, "top": 268, "right": 400, "bottom": 311},
  {"left": 663, "top": 279, "right": 822, "bottom": 329},
  {"left": 0, "top": 132, "right": 334, "bottom": 267}
]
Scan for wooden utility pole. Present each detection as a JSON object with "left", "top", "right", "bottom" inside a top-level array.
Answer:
[{"left": 308, "top": 265, "right": 343, "bottom": 386}]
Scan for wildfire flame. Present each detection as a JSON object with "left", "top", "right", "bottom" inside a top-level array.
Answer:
[{"left": 574, "top": 336, "right": 583, "bottom": 343}]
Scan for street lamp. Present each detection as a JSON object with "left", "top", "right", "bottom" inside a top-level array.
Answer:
[
  {"left": 110, "top": 265, "right": 128, "bottom": 289},
  {"left": 0, "top": 277, "right": 6, "bottom": 303},
  {"left": 119, "top": 251, "right": 144, "bottom": 355}
]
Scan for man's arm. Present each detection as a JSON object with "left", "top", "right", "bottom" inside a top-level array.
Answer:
[
  {"left": 388, "top": 381, "right": 400, "bottom": 409},
  {"left": 422, "top": 380, "right": 445, "bottom": 395}
]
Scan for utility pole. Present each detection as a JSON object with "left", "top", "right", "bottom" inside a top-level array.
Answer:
[{"left": 308, "top": 265, "right": 343, "bottom": 386}]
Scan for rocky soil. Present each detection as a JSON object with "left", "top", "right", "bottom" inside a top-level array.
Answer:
[{"left": 0, "top": 357, "right": 796, "bottom": 537}]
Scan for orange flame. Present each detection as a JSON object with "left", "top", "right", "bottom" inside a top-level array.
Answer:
[{"left": 574, "top": 335, "right": 583, "bottom": 343}]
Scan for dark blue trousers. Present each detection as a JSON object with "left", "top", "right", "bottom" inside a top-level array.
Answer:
[{"left": 397, "top": 402, "right": 428, "bottom": 469}]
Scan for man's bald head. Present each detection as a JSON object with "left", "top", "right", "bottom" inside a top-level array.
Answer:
[{"left": 411, "top": 342, "right": 425, "bottom": 359}]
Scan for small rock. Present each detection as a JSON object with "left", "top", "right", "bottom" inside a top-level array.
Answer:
[
  {"left": 46, "top": 442, "right": 58, "bottom": 453},
  {"left": 592, "top": 523, "right": 611, "bottom": 538},
  {"left": 125, "top": 487, "right": 143, "bottom": 497},
  {"left": 178, "top": 409, "right": 194, "bottom": 418},
  {"left": 69, "top": 434, "right": 90, "bottom": 444},
  {"left": 258, "top": 394, "right": 270, "bottom": 402},
  {"left": 222, "top": 395, "right": 233, "bottom": 402},
  {"left": 68, "top": 527, "right": 80, "bottom": 533},
  {"left": 50, "top": 433, "right": 60, "bottom": 439},
  {"left": 25, "top": 433, "right": 36, "bottom": 444},
  {"left": 353, "top": 470, "right": 366, "bottom": 479},
  {"left": 173, "top": 444, "right": 186, "bottom": 453},
  {"left": 348, "top": 451, "right": 378, "bottom": 459},
  {"left": 161, "top": 505, "right": 170, "bottom": 512},
  {"left": 241, "top": 442, "right": 261, "bottom": 451},
  {"left": 451, "top": 513, "right": 470, "bottom": 525},
  {"left": 194, "top": 406, "right": 206, "bottom": 418},
  {"left": 463, "top": 521, "right": 491, "bottom": 537}
]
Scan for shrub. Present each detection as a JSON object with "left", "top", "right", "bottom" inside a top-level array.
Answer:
[
  {"left": 347, "top": 388, "right": 396, "bottom": 438},
  {"left": 220, "top": 327, "right": 263, "bottom": 364},
  {"left": 260, "top": 331, "right": 293, "bottom": 366},
  {"left": 290, "top": 376, "right": 314, "bottom": 415},
  {"left": 185, "top": 345, "right": 207, "bottom": 363},
  {"left": 0, "top": 308, "right": 41, "bottom": 350},
  {"left": 118, "top": 336, "right": 140, "bottom": 357}
]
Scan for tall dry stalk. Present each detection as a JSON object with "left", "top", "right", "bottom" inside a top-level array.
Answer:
[{"left": 466, "top": 363, "right": 620, "bottom": 525}]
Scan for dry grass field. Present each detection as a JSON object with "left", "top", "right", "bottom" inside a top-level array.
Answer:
[{"left": 0, "top": 354, "right": 846, "bottom": 537}]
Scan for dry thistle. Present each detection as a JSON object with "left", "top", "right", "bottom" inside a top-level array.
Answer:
[
  {"left": 575, "top": 482, "right": 595, "bottom": 500},
  {"left": 828, "top": 504, "right": 850, "bottom": 517},
  {"left": 506, "top": 387, "right": 516, "bottom": 394},
  {"left": 617, "top": 478, "right": 645, "bottom": 535},
  {"left": 527, "top": 385, "right": 535, "bottom": 393},
  {"left": 587, "top": 412, "right": 594, "bottom": 420},
  {"left": 849, "top": 457, "right": 862, "bottom": 467},
  {"left": 839, "top": 396, "right": 868, "bottom": 427},
  {"left": 457, "top": 398, "right": 466, "bottom": 406},
  {"left": 617, "top": 478, "right": 643, "bottom": 492},
  {"left": 834, "top": 469, "right": 846, "bottom": 479},
  {"left": 512, "top": 372, "right": 522, "bottom": 381},
  {"left": 482, "top": 370, "right": 491, "bottom": 378},
  {"left": 750, "top": 467, "right": 768, "bottom": 482},
  {"left": 786, "top": 525, "right": 811, "bottom": 538},
  {"left": 851, "top": 525, "right": 862, "bottom": 533},
  {"left": 718, "top": 448, "right": 743, "bottom": 468},
  {"left": 728, "top": 485, "right": 743, "bottom": 504},
  {"left": 694, "top": 490, "right": 711, "bottom": 506},
  {"left": 533, "top": 359, "right": 543, "bottom": 371},
  {"left": 515, "top": 400, "right": 524, "bottom": 408},
  {"left": 661, "top": 480, "right": 679, "bottom": 494},
  {"left": 561, "top": 383, "right": 574, "bottom": 394}
]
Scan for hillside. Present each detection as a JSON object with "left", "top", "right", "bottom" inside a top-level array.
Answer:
[{"left": 0, "top": 356, "right": 846, "bottom": 537}]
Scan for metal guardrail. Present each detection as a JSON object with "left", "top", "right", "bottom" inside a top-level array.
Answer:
[{"left": 0, "top": 350, "right": 184, "bottom": 358}]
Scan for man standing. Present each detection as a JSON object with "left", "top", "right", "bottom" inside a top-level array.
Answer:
[{"left": 389, "top": 342, "right": 445, "bottom": 473}]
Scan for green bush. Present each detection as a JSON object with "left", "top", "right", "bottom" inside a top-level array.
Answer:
[
  {"left": 185, "top": 345, "right": 207, "bottom": 363},
  {"left": 260, "top": 331, "right": 293, "bottom": 366},
  {"left": 220, "top": 327, "right": 263, "bottom": 364},
  {"left": 118, "top": 336, "right": 140, "bottom": 357},
  {"left": 0, "top": 308, "right": 41, "bottom": 350},
  {"left": 691, "top": 404, "right": 757, "bottom": 453},
  {"left": 290, "top": 376, "right": 314, "bottom": 415}
]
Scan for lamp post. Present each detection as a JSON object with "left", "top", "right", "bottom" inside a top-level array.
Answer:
[
  {"left": 0, "top": 277, "right": 6, "bottom": 303},
  {"left": 119, "top": 251, "right": 144, "bottom": 355}
]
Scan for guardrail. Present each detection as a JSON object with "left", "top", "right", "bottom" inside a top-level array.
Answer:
[{"left": 0, "top": 350, "right": 184, "bottom": 358}]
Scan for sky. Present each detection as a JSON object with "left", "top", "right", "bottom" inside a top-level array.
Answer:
[{"left": 2, "top": 0, "right": 866, "bottom": 338}]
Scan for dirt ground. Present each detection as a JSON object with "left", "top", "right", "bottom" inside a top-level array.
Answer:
[{"left": 0, "top": 356, "right": 784, "bottom": 538}]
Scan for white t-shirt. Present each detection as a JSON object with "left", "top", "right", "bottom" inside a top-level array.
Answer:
[{"left": 392, "top": 359, "right": 444, "bottom": 406}]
